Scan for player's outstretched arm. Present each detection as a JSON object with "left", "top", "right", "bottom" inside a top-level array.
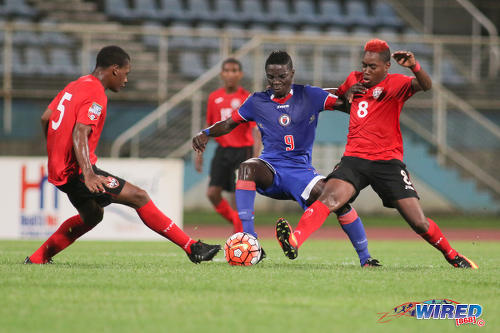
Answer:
[
  {"left": 40, "top": 108, "right": 53, "bottom": 139},
  {"left": 192, "top": 118, "right": 239, "bottom": 153},
  {"left": 72, "top": 122, "right": 108, "bottom": 193},
  {"left": 392, "top": 51, "right": 432, "bottom": 92}
]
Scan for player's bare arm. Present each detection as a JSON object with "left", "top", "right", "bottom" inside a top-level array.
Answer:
[
  {"left": 392, "top": 51, "right": 432, "bottom": 92},
  {"left": 345, "top": 83, "right": 368, "bottom": 103},
  {"left": 72, "top": 122, "right": 108, "bottom": 193},
  {"left": 192, "top": 117, "right": 239, "bottom": 153},
  {"left": 40, "top": 108, "right": 53, "bottom": 139}
]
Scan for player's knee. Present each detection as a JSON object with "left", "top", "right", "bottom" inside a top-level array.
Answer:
[
  {"left": 238, "top": 160, "right": 257, "bottom": 180},
  {"left": 132, "top": 188, "right": 150, "bottom": 207}
]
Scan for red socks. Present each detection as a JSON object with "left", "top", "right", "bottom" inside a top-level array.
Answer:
[
  {"left": 215, "top": 198, "right": 243, "bottom": 233},
  {"left": 137, "top": 200, "right": 195, "bottom": 253},
  {"left": 29, "top": 215, "right": 94, "bottom": 263},
  {"left": 294, "top": 201, "right": 331, "bottom": 247},
  {"left": 419, "top": 218, "right": 457, "bottom": 260}
]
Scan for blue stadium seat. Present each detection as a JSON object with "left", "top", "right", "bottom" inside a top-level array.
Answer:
[
  {"left": 169, "top": 22, "right": 197, "bottom": 49},
  {"left": 274, "top": 24, "right": 296, "bottom": 36},
  {"left": 213, "top": 0, "right": 242, "bottom": 24},
  {"left": 185, "top": 0, "right": 216, "bottom": 23},
  {"left": 39, "top": 20, "right": 74, "bottom": 46},
  {"left": 105, "top": 0, "right": 135, "bottom": 21},
  {"left": 373, "top": 0, "right": 404, "bottom": 29},
  {"left": 195, "top": 23, "right": 220, "bottom": 49},
  {"left": 317, "top": 0, "right": 349, "bottom": 27},
  {"left": 179, "top": 51, "right": 205, "bottom": 78},
  {"left": 49, "top": 48, "right": 78, "bottom": 76},
  {"left": 240, "top": 0, "right": 269, "bottom": 25},
  {"left": 207, "top": 52, "right": 221, "bottom": 68},
  {"left": 268, "top": 0, "right": 295, "bottom": 25},
  {"left": 13, "top": 29, "right": 41, "bottom": 46},
  {"left": 292, "top": 0, "right": 320, "bottom": 26},
  {"left": 142, "top": 22, "right": 164, "bottom": 48},
  {"left": 158, "top": 0, "right": 187, "bottom": 23},
  {"left": 25, "top": 47, "right": 50, "bottom": 75},
  {"left": 224, "top": 23, "right": 248, "bottom": 50},
  {"left": 133, "top": 0, "right": 163, "bottom": 20},
  {"left": 3, "top": 0, "right": 37, "bottom": 18},
  {"left": 442, "top": 61, "right": 466, "bottom": 85},
  {"left": 344, "top": 0, "right": 377, "bottom": 28},
  {"left": 12, "top": 48, "right": 26, "bottom": 75},
  {"left": 300, "top": 25, "right": 323, "bottom": 36}
]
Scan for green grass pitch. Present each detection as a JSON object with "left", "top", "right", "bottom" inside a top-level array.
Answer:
[{"left": 1, "top": 239, "right": 498, "bottom": 333}]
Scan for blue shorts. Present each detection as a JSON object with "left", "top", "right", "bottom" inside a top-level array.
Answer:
[{"left": 256, "top": 158, "right": 324, "bottom": 210}]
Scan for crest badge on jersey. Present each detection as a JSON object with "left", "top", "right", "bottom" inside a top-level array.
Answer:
[
  {"left": 88, "top": 102, "right": 102, "bottom": 121},
  {"left": 106, "top": 176, "right": 119, "bottom": 189},
  {"left": 372, "top": 87, "right": 384, "bottom": 100},
  {"left": 230, "top": 98, "right": 241, "bottom": 109},
  {"left": 279, "top": 114, "right": 291, "bottom": 127}
]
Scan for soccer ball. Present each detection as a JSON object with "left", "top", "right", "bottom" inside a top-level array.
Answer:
[{"left": 224, "top": 232, "right": 262, "bottom": 266}]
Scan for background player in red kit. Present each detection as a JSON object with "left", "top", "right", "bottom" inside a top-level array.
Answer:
[
  {"left": 25, "top": 45, "right": 220, "bottom": 264},
  {"left": 195, "top": 58, "right": 260, "bottom": 233},
  {"left": 276, "top": 39, "right": 478, "bottom": 269}
]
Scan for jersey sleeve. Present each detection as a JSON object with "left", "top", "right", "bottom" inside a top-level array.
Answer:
[
  {"left": 75, "top": 86, "right": 105, "bottom": 127},
  {"left": 231, "top": 94, "right": 253, "bottom": 123},
  {"left": 393, "top": 74, "right": 415, "bottom": 101},
  {"left": 304, "top": 85, "right": 336, "bottom": 112},
  {"left": 335, "top": 72, "right": 357, "bottom": 97}
]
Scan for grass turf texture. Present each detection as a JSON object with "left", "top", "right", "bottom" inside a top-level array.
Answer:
[
  {"left": 2, "top": 239, "right": 498, "bottom": 333},
  {"left": 185, "top": 210, "right": 500, "bottom": 229}
]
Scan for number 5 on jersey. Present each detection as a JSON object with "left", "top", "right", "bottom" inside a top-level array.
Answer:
[
  {"left": 52, "top": 92, "right": 72, "bottom": 130},
  {"left": 284, "top": 135, "right": 294, "bottom": 151}
]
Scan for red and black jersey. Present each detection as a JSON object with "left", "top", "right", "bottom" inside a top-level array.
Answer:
[
  {"left": 206, "top": 86, "right": 254, "bottom": 147},
  {"left": 46, "top": 75, "right": 107, "bottom": 185},
  {"left": 336, "top": 71, "right": 415, "bottom": 161}
]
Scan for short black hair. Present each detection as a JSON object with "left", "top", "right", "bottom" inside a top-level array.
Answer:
[
  {"left": 222, "top": 57, "right": 242, "bottom": 71},
  {"left": 96, "top": 45, "right": 130, "bottom": 68},
  {"left": 265, "top": 50, "right": 293, "bottom": 70}
]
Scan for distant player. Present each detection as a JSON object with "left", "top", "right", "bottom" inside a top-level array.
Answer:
[
  {"left": 193, "top": 51, "right": 380, "bottom": 267},
  {"left": 195, "top": 58, "right": 260, "bottom": 233},
  {"left": 25, "top": 46, "right": 220, "bottom": 264},
  {"left": 275, "top": 39, "right": 477, "bottom": 269}
]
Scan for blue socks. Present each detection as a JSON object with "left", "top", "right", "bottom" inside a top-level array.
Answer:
[
  {"left": 338, "top": 207, "right": 371, "bottom": 266},
  {"left": 235, "top": 180, "right": 257, "bottom": 238}
]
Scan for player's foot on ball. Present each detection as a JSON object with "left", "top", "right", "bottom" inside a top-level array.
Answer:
[
  {"left": 362, "top": 258, "right": 382, "bottom": 267},
  {"left": 446, "top": 253, "right": 478, "bottom": 269},
  {"left": 257, "top": 247, "right": 267, "bottom": 263},
  {"left": 23, "top": 256, "right": 53, "bottom": 264},
  {"left": 187, "top": 241, "right": 221, "bottom": 264},
  {"left": 276, "top": 218, "right": 298, "bottom": 260}
]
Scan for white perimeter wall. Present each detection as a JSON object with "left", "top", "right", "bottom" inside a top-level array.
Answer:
[{"left": 0, "top": 157, "right": 183, "bottom": 240}]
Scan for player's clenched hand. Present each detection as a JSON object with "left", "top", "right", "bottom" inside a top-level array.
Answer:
[
  {"left": 346, "top": 83, "right": 367, "bottom": 103},
  {"left": 392, "top": 51, "right": 416, "bottom": 68},
  {"left": 192, "top": 131, "right": 209, "bottom": 153},
  {"left": 84, "top": 173, "right": 109, "bottom": 193}
]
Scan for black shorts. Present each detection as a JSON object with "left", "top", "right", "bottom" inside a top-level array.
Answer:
[
  {"left": 209, "top": 146, "right": 253, "bottom": 192},
  {"left": 57, "top": 165, "right": 126, "bottom": 209},
  {"left": 326, "top": 156, "right": 419, "bottom": 208}
]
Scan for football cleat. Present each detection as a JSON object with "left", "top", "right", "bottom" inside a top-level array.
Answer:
[
  {"left": 446, "top": 254, "right": 478, "bottom": 269},
  {"left": 187, "top": 241, "right": 221, "bottom": 264},
  {"left": 362, "top": 257, "right": 382, "bottom": 267},
  {"left": 275, "top": 218, "right": 298, "bottom": 260},
  {"left": 23, "top": 256, "right": 53, "bottom": 264},
  {"left": 257, "top": 247, "right": 267, "bottom": 263}
]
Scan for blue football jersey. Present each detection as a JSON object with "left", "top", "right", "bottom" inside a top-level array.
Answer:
[{"left": 236, "top": 84, "right": 330, "bottom": 164}]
